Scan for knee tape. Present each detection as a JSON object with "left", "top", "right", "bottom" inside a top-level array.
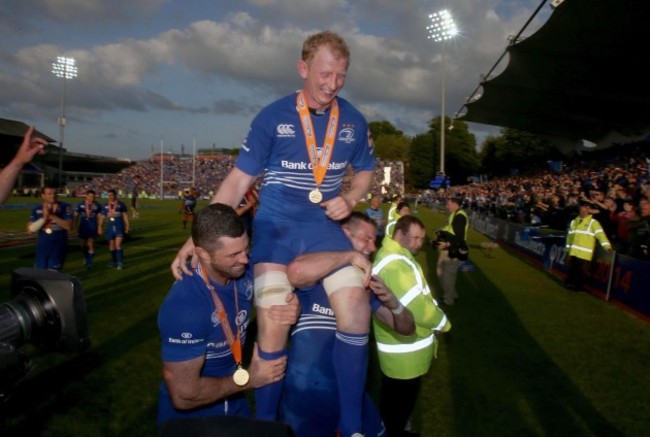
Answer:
[
  {"left": 254, "top": 271, "right": 293, "bottom": 308},
  {"left": 323, "top": 265, "right": 366, "bottom": 297}
]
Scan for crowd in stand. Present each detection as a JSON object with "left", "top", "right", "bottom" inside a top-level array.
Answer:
[
  {"left": 69, "top": 144, "right": 649, "bottom": 261},
  {"left": 82, "top": 155, "right": 237, "bottom": 199},
  {"left": 80, "top": 156, "right": 405, "bottom": 201},
  {"left": 431, "top": 145, "right": 650, "bottom": 260}
]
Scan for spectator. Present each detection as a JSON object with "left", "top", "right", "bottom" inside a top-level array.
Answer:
[
  {"left": 365, "top": 194, "right": 385, "bottom": 248},
  {"left": 610, "top": 197, "right": 636, "bottom": 253},
  {"left": 1, "top": 126, "right": 47, "bottom": 204},
  {"left": 627, "top": 197, "right": 650, "bottom": 261}
]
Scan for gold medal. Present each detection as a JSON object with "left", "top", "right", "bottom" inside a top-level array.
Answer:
[
  {"left": 233, "top": 366, "right": 250, "bottom": 386},
  {"left": 309, "top": 189, "right": 323, "bottom": 204},
  {"left": 44, "top": 228, "right": 53, "bottom": 234},
  {"left": 110, "top": 217, "right": 115, "bottom": 221}
]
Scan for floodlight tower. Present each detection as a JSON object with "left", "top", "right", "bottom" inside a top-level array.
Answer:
[
  {"left": 51, "top": 56, "right": 78, "bottom": 187},
  {"left": 427, "top": 9, "right": 458, "bottom": 175}
]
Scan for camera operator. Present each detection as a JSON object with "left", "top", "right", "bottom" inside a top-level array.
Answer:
[
  {"left": 1, "top": 126, "right": 47, "bottom": 204},
  {"left": 435, "top": 196, "right": 468, "bottom": 306}
]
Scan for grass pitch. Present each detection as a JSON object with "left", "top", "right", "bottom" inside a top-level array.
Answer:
[{"left": 0, "top": 198, "right": 648, "bottom": 436}]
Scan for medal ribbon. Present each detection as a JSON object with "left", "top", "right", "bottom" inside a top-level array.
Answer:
[
  {"left": 296, "top": 90, "right": 339, "bottom": 189},
  {"left": 43, "top": 203, "right": 55, "bottom": 229},
  {"left": 108, "top": 202, "right": 117, "bottom": 218},
  {"left": 197, "top": 263, "right": 243, "bottom": 367}
]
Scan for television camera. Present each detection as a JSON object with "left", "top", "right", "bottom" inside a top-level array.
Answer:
[
  {"left": 432, "top": 230, "right": 469, "bottom": 261},
  {"left": 0, "top": 268, "right": 90, "bottom": 400}
]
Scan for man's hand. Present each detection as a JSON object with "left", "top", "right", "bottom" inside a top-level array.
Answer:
[
  {"left": 369, "top": 275, "right": 400, "bottom": 311},
  {"left": 171, "top": 237, "right": 197, "bottom": 279},
  {"left": 320, "top": 195, "right": 353, "bottom": 220},
  {"left": 267, "top": 292, "right": 301, "bottom": 325},
  {"left": 349, "top": 251, "right": 372, "bottom": 286},
  {"left": 248, "top": 343, "right": 287, "bottom": 388},
  {"left": 16, "top": 126, "right": 47, "bottom": 166}
]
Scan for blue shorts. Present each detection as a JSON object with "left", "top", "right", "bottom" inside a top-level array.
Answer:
[
  {"left": 251, "top": 215, "right": 352, "bottom": 265},
  {"left": 106, "top": 220, "right": 126, "bottom": 240},
  {"left": 35, "top": 231, "right": 68, "bottom": 270},
  {"left": 78, "top": 220, "right": 98, "bottom": 239}
]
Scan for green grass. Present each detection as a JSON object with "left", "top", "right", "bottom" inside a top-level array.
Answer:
[{"left": 1, "top": 198, "right": 649, "bottom": 436}]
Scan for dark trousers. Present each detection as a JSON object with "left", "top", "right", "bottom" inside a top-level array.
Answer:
[
  {"left": 565, "top": 255, "right": 590, "bottom": 289},
  {"left": 379, "top": 374, "right": 421, "bottom": 437}
]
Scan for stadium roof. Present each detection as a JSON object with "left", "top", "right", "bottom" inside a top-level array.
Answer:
[
  {"left": 0, "top": 118, "right": 55, "bottom": 143},
  {"left": 457, "top": 0, "right": 650, "bottom": 151}
]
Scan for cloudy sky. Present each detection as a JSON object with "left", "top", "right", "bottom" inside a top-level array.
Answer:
[{"left": 0, "top": 0, "right": 552, "bottom": 160}]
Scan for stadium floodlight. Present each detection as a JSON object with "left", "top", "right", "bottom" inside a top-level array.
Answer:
[
  {"left": 51, "top": 56, "right": 78, "bottom": 187},
  {"left": 426, "top": 9, "right": 458, "bottom": 175}
]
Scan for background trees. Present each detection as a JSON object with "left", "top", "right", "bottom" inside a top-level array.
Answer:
[{"left": 369, "top": 118, "right": 565, "bottom": 190}]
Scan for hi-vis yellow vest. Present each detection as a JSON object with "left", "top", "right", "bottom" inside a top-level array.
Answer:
[
  {"left": 441, "top": 209, "right": 468, "bottom": 242},
  {"left": 372, "top": 237, "right": 451, "bottom": 379},
  {"left": 565, "top": 214, "right": 611, "bottom": 261},
  {"left": 384, "top": 201, "right": 401, "bottom": 239}
]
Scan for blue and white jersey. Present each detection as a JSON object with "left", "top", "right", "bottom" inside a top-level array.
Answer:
[
  {"left": 29, "top": 202, "right": 74, "bottom": 234},
  {"left": 101, "top": 201, "right": 128, "bottom": 222},
  {"left": 75, "top": 200, "right": 102, "bottom": 237},
  {"left": 279, "top": 285, "right": 385, "bottom": 437},
  {"left": 236, "top": 93, "right": 375, "bottom": 223},
  {"left": 157, "top": 267, "right": 254, "bottom": 425}
]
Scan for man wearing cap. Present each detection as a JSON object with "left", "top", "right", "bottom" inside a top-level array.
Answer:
[
  {"left": 564, "top": 200, "right": 612, "bottom": 290},
  {"left": 436, "top": 196, "right": 468, "bottom": 306}
]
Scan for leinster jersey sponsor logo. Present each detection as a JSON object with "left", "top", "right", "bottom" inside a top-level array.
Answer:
[{"left": 276, "top": 123, "right": 296, "bottom": 138}]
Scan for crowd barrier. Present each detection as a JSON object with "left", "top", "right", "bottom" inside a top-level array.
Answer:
[{"left": 469, "top": 211, "right": 650, "bottom": 321}]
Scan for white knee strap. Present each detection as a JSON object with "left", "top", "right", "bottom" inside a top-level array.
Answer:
[
  {"left": 323, "top": 265, "right": 366, "bottom": 296},
  {"left": 254, "top": 271, "right": 293, "bottom": 308}
]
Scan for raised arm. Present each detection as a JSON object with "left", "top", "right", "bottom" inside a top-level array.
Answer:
[{"left": 0, "top": 127, "right": 47, "bottom": 203}]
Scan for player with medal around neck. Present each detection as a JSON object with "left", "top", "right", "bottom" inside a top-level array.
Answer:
[
  {"left": 170, "top": 31, "right": 375, "bottom": 436},
  {"left": 158, "top": 204, "right": 298, "bottom": 427},
  {"left": 296, "top": 32, "right": 347, "bottom": 206}
]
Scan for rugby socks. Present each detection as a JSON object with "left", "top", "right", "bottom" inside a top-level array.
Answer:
[
  {"left": 86, "top": 250, "right": 94, "bottom": 268},
  {"left": 333, "top": 330, "right": 369, "bottom": 437},
  {"left": 254, "top": 348, "right": 287, "bottom": 420},
  {"left": 110, "top": 249, "right": 117, "bottom": 267},
  {"left": 116, "top": 249, "right": 124, "bottom": 268}
]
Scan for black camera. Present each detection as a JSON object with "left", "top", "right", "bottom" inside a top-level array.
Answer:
[
  {"left": 432, "top": 230, "right": 469, "bottom": 261},
  {"left": 0, "top": 268, "right": 90, "bottom": 400}
]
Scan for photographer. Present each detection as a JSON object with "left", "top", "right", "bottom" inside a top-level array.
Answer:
[{"left": 435, "top": 197, "right": 468, "bottom": 306}]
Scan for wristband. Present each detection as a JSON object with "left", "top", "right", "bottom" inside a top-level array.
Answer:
[{"left": 390, "top": 303, "right": 405, "bottom": 315}]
